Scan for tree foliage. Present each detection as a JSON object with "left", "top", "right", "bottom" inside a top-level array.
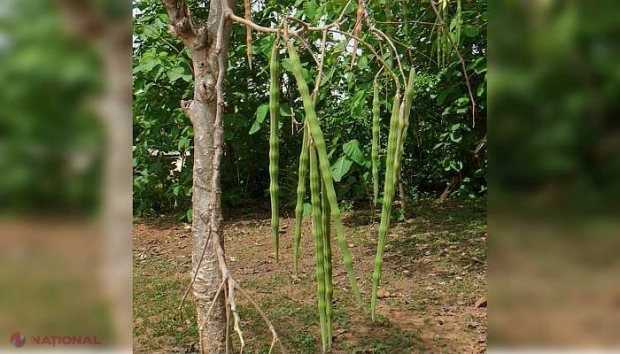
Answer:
[{"left": 132, "top": 0, "right": 487, "bottom": 221}]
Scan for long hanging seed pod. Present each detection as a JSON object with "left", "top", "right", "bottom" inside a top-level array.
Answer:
[
  {"left": 286, "top": 40, "right": 362, "bottom": 306},
  {"left": 371, "top": 76, "right": 381, "bottom": 206},
  {"left": 293, "top": 123, "right": 309, "bottom": 274},
  {"left": 392, "top": 66, "right": 416, "bottom": 187},
  {"left": 269, "top": 39, "right": 281, "bottom": 262},
  {"left": 321, "top": 181, "right": 333, "bottom": 345},
  {"left": 309, "top": 144, "right": 328, "bottom": 353},
  {"left": 393, "top": 67, "right": 416, "bottom": 216},
  {"left": 371, "top": 92, "right": 402, "bottom": 320}
]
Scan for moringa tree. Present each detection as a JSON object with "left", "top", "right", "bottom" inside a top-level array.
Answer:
[{"left": 157, "top": 0, "right": 476, "bottom": 352}]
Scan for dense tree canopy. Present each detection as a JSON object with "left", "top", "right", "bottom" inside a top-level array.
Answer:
[{"left": 132, "top": 0, "right": 488, "bottom": 221}]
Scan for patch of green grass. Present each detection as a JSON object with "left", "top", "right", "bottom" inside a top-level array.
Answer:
[
  {"left": 134, "top": 256, "right": 197, "bottom": 351},
  {"left": 355, "top": 317, "right": 425, "bottom": 354},
  {"left": 290, "top": 331, "right": 319, "bottom": 353}
]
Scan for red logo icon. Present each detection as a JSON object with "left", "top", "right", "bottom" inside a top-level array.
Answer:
[{"left": 10, "top": 332, "right": 26, "bottom": 348}]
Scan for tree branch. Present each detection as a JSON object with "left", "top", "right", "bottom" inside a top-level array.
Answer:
[{"left": 162, "top": 0, "right": 197, "bottom": 44}]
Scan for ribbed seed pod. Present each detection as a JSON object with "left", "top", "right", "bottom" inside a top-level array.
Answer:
[
  {"left": 286, "top": 40, "right": 362, "bottom": 306},
  {"left": 309, "top": 144, "right": 328, "bottom": 353},
  {"left": 322, "top": 182, "right": 333, "bottom": 344},
  {"left": 371, "top": 92, "right": 402, "bottom": 320},
  {"left": 392, "top": 100, "right": 406, "bottom": 187},
  {"left": 393, "top": 67, "right": 416, "bottom": 186},
  {"left": 269, "top": 40, "right": 281, "bottom": 262},
  {"left": 371, "top": 81, "right": 381, "bottom": 205},
  {"left": 293, "top": 123, "right": 309, "bottom": 275}
]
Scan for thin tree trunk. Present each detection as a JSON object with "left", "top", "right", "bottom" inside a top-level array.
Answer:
[
  {"left": 438, "top": 135, "right": 487, "bottom": 201},
  {"left": 163, "top": 1, "right": 234, "bottom": 352}
]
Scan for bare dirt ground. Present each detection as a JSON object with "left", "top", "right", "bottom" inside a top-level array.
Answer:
[{"left": 133, "top": 200, "right": 487, "bottom": 353}]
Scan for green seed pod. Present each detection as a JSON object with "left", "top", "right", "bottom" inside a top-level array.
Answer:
[
  {"left": 393, "top": 67, "right": 416, "bottom": 186},
  {"left": 269, "top": 39, "right": 281, "bottom": 262},
  {"left": 309, "top": 144, "right": 328, "bottom": 352},
  {"left": 293, "top": 123, "right": 309, "bottom": 275},
  {"left": 371, "top": 92, "right": 402, "bottom": 320},
  {"left": 286, "top": 40, "right": 362, "bottom": 306},
  {"left": 322, "top": 182, "right": 333, "bottom": 344},
  {"left": 371, "top": 81, "right": 381, "bottom": 206}
]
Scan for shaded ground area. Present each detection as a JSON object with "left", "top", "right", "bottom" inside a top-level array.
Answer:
[
  {"left": 489, "top": 211, "right": 620, "bottom": 347},
  {"left": 133, "top": 200, "right": 487, "bottom": 353},
  {"left": 0, "top": 220, "right": 114, "bottom": 346}
]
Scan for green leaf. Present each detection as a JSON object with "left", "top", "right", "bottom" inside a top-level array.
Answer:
[
  {"left": 249, "top": 104, "right": 269, "bottom": 135},
  {"left": 350, "top": 90, "right": 366, "bottom": 116},
  {"left": 302, "top": 202, "right": 312, "bottom": 218},
  {"left": 342, "top": 139, "right": 366, "bottom": 166},
  {"left": 358, "top": 56, "right": 368, "bottom": 70},
  {"left": 256, "top": 103, "right": 269, "bottom": 123},
  {"left": 463, "top": 25, "right": 479, "bottom": 37},
  {"left": 331, "top": 156, "right": 353, "bottom": 182},
  {"left": 186, "top": 208, "right": 193, "bottom": 222},
  {"left": 249, "top": 120, "right": 262, "bottom": 135}
]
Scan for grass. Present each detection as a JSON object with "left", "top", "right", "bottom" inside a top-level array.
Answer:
[{"left": 133, "top": 199, "right": 487, "bottom": 353}]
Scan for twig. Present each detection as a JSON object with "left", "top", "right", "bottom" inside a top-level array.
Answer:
[
  {"left": 229, "top": 279, "right": 245, "bottom": 353},
  {"left": 369, "top": 27, "right": 406, "bottom": 83},
  {"left": 329, "top": 28, "right": 401, "bottom": 91},
  {"left": 312, "top": 30, "right": 328, "bottom": 104},
  {"left": 375, "top": 19, "right": 438, "bottom": 26},
  {"left": 226, "top": 10, "right": 400, "bottom": 89},
  {"left": 237, "top": 286, "right": 288, "bottom": 354}
]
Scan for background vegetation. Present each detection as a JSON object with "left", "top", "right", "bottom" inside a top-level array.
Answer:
[{"left": 131, "top": 0, "right": 488, "bottom": 221}]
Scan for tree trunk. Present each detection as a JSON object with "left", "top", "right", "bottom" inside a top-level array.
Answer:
[
  {"left": 438, "top": 135, "right": 487, "bottom": 201},
  {"left": 163, "top": 1, "right": 234, "bottom": 352},
  {"left": 54, "top": 2, "right": 133, "bottom": 348}
]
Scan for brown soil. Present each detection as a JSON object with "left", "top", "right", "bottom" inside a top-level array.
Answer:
[{"left": 133, "top": 202, "right": 487, "bottom": 353}]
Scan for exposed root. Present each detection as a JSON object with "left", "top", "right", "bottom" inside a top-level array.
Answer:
[{"left": 189, "top": 236, "right": 286, "bottom": 354}]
